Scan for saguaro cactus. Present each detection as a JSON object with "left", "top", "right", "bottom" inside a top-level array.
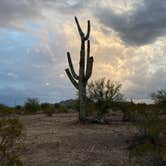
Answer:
[{"left": 65, "top": 17, "right": 93, "bottom": 122}]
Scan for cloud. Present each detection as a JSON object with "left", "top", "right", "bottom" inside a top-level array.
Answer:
[
  {"left": 0, "top": 0, "right": 95, "bottom": 30},
  {"left": 1, "top": 0, "right": 166, "bottom": 106},
  {"left": 0, "top": 23, "right": 77, "bottom": 105},
  {"left": 0, "top": 0, "right": 42, "bottom": 29},
  {"left": 96, "top": 0, "right": 166, "bottom": 45},
  {"left": 90, "top": 26, "right": 166, "bottom": 100}
]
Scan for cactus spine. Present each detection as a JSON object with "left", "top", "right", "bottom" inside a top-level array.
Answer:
[{"left": 65, "top": 17, "right": 93, "bottom": 122}]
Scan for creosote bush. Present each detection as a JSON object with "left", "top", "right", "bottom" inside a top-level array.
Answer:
[
  {"left": 0, "top": 118, "right": 24, "bottom": 166},
  {"left": 24, "top": 98, "right": 40, "bottom": 114},
  {"left": 58, "top": 106, "right": 68, "bottom": 113},
  {"left": 151, "top": 89, "right": 166, "bottom": 114},
  {"left": 129, "top": 109, "right": 166, "bottom": 166},
  {"left": 41, "top": 103, "right": 54, "bottom": 117},
  {"left": 151, "top": 89, "right": 166, "bottom": 105},
  {"left": 0, "top": 104, "right": 12, "bottom": 116}
]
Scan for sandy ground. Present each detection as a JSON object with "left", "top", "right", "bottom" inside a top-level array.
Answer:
[{"left": 19, "top": 113, "right": 135, "bottom": 166}]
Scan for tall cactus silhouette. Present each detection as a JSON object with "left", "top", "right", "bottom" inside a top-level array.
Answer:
[{"left": 65, "top": 16, "right": 93, "bottom": 122}]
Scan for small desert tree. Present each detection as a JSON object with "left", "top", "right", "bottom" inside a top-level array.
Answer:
[
  {"left": 41, "top": 103, "right": 54, "bottom": 117},
  {"left": 24, "top": 98, "right": 40, "bottom": 114},
  {"left": 87, "top": 78, "right": 124, "bottom": 118},
  {"left": 65, "top": 17, "right": 93, "bottom": 122},
  {"left": 151, "top": 89, "right": 166, "bottom": 105}
]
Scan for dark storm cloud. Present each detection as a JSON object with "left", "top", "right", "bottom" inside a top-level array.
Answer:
[
  {"left": 96, "top": 0, "right": 166, "bottom": 45},
  {"left": 0, "top": 0, "right": 93, "bottom": 29},
  {"left": 0, "top": 0, "right": 41, "bottom": 28}
]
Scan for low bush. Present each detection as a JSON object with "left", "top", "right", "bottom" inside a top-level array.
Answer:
[
  {"left": 41, "top": 103, "right": 54, "bottom": 116},
  {"left": 13, "top": 105, "right": 23, "bottom": 114},
  {"left": 54, "top": 103, "right": 60, "bottom": 109},
  {"left": 0, "top": 104, "right": 12, "bottom": 116},
  {"left": 58, "top": 106, "right": 68, "bottom": 113},
  {"left": 0, "top": 118, "right": 24, "bottom": 166},
  {"left": 24, "top": 98, "right": 40, "bottom": 114},
  {"left": 86, "top": 99, "right": 96, "bottom": 116},
  {"left": 129, "top": 109, "right": 166, "bottom": 166}
]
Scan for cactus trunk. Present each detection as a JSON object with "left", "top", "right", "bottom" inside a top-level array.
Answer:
[
  {"left": 79, "top": 83, "right": 86, "bottom": 121},
  {"left": 65, "top": 17, "right": 93, "bottom": 122}
]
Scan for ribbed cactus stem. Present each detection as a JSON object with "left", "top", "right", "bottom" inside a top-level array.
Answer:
[
  {"left": 85, "top": 20, "right": 91, "bottom": 40},
  {"left": 65, "top": 68, "right": 79, "bottom": 90},
  {"left": 67, "top": 52, "right": 79, "bottom": 80},
  {"left": 65, "top": 16, "right": 93, "bottom": 122},
  {"left": 85, "top": 40, "right": 93, "bottom": 80}
]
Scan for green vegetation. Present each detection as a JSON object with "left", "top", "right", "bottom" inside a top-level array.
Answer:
[
  {"left": 0, "top": 104, "right": 12, "bottom": 116},
  {"left": 0, "top": 118, "right": 24, "bottom": 166},
  {"left": 57, "top": 106, "right": 68, "bottom": 113},
  {"left": 23, "top": 98, "right": 40, "bottom": 114},
  {"left": 41, "top": 103, "right": 54, "bottom": 116},
  {"left": 87, "top": 78, "right": 124, "bottom": 119},
  {"left": 151, "top": 89, "right": 166, "bottom": 105},
  {"left": 128, "top": 101, "right": 166, "bottom": 165}
]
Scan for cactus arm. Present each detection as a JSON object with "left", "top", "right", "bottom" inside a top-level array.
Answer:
[
  {"left": 79, "top": 37, "right": 86, "bottom": 79},
  {"left": 75, "top": 16, "right": 84, "bottom": 38},
  {"left": 85, "top": 40, "right": 90, "bottom": 78},
  {"left": 85, "top": 20, "right": 90, "bottom": 40},
  {"left": 85, "top": 57, "right": 93, "bottom": 81},
  {"left": 67, "top": 52, "right": 79, "bottom": 80},
  {"left": 87, "top": 40, "right": 90, "bottom": 58},
  {"left": 65, "top": 68, "right": 79, "bottom": 89}
]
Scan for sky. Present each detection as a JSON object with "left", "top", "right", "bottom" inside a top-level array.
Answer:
[{"left": 0, "top": 0, "right": 166, "bottom": 106}]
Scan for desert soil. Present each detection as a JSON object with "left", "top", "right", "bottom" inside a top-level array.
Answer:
[{"left": 19, "top": 113, "right": 135, "bottom": 166}]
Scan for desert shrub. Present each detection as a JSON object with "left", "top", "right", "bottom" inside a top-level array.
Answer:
[
  {"left": 72, "top": 99, "right": 79, "bottom": 112},
  {"left": 54, "top": 103, "right": 60, "bottom": 109},
  {"left": 117, "top": 102, "right": 152, "bottom": 122},
  {"left": 24, "top": 98, "right": 40, "bottom": 114},
  {"left": 113, "top": 101, "right": 135, "bottom": 121},
  {"left": 0, "top": 104, "right": 12, "bottom": 116},
  {"left": 129, "top": 109, "right": 166, "bottom": 166},
  {"left": 0, "top": 118, "right": 24, "bottom": 166},
  {"left": 0, "top": 104, "right": 24, "bottom": 116},
  {"left": 7, "top": 106, "right": 23, "bottom": 115},
  {"left": 74, "top": 98, "right": 96, "bottom": 115},
  {"left": 58, "top": 106, "right": 68, "bottom": 113},
  {"left": 151, "top": 89, "right": 166, "bottom": 105},
  {"left": 15, "top": 105, "right": 22, "bottom": 110},
  {"left": 87, "top": 78, "right": 124, "bottom": 119},
  {"left": 13, "top": 105, "right": 23, "bottom": 114},
  {"left": 41, "top": 103, "right": 54, "bottom": 116},
  {"left": 65, "top": 100, "right": 77, "bottom": 110},
  {"left": 86, "top": 99, "right": 96, "bottom": 116},
  {"left": 11, "top": 109, "right": 23, "bottom": 115},
  {"left": 151, "top": 90, "right": 166, "bottom": 115}
]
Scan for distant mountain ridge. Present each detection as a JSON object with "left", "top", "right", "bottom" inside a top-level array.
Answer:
[{"left": 58, "top": 99, "right": 77, "bottom": 107}]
